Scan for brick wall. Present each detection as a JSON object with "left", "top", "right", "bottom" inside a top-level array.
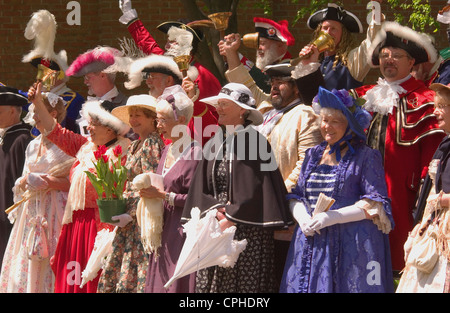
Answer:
[{"left": 0, "top": 0, "right": 448, "bottom": 98}]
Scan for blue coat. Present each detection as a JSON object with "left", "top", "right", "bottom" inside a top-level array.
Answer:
[{"left": 321, "top": 55, "right": 363, "bottom": 91}]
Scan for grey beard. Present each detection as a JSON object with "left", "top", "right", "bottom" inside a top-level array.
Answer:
[
  {"left": 256, "top": 49, "right": 281, "bottom": 70},
  {"left": 270, "top": 96, "right": 284, "bottom": 110}
]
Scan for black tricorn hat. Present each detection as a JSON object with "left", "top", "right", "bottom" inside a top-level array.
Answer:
[
  {"left": 368, "top": 21, "right": 438, "bottom": 67},
  {"left": 263, "top": 61, "right": 295, "bottom": 78},
  {"left": 307, "top": 3, "right": 363, "bottom": 34},
  {"left": 0, "top": 86, "right": 29, "bottom": 107},
  {"left": 157, "top": 21, "right": 204, "bottom": 42}
]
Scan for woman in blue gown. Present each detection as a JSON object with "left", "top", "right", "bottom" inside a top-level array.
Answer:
[{"left": 280, "top": 87, "right": 395, "bottom": 293}]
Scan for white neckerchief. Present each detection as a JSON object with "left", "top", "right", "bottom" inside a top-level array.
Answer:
[
  {"left": 0, "top": 122, "right": 22, "bottom": 145},
  {"left": 83, "top": 86, "right": 120, "bottom": 137},
  {"left": 50, "top": 83, "right": 69, "bottom": 95},
  {"left": 363, "top": 75, "right": 410, "bottom": 115},
  {"left": 257, "top": 99, "right": 301, "bottom": 137},
  {"left": 87, "top": 86, "right": 119, "bottom": 101}
]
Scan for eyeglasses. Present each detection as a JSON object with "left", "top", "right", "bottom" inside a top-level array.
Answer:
[
  {"left": 142, "top": 72, "right": 166, "bottom": 80},
  {"left": 88, "top": 120, "right": 104, "bottom": 127},
  {"left": 379, "top": 53, "right": 409, "bottom": 61},
  {"left": 155, "top": 118, "right": 166, "bottom": 124}
]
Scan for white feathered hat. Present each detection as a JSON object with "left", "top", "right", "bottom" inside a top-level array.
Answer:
[
  {"left": 124, "top": 54, "right": 198, "bottom": 90},
  {"left": 22, "top": 10, "right": 69, "bottom": 74},
  {"left": 80, "top": 100, "right": 130, "bottom": 136},
  {"left": 367, "top": 21, "right": 438, "bottom": 67}
]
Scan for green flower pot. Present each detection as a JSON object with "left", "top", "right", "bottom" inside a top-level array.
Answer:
[{"left": 97, "top": 199, "right": 127, "bottom": 224}]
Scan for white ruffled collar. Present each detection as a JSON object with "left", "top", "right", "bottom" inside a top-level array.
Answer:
[{"left": 363, "top": 75, "right": 410, "bottom": 115}]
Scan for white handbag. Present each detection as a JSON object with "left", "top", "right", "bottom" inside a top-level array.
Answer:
[
  {"left": 406, "top": 228, "right": 439, "bottom": 274},
  {"left": 26, "top": 216, "right": 50, "bottom": 261}
]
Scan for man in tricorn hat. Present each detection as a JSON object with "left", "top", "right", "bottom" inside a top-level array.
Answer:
[
  {"left": 117, "top": 0, "right": 221, "bottom": 146},
  {"left": 351, "top": 21, "right": 446, "bottom": 273},
  {"left": 300, "top": 2, "right": 383, "bottom": 90},
  {"left": 0, "top": 86, "right": 32, "bottom": 271}
]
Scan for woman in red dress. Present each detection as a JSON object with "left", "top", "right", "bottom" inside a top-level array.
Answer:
[{"left": 28, "top": 82, "right": 131, "bottom": 293}]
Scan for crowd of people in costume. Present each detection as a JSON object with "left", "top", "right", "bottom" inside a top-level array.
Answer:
[{"left": 0, "top": 1, "right": 450, "bottom": 293}]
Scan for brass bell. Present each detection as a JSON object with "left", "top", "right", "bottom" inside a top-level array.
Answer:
[
  {"left": 173, "top": 55, "right": 191, "bottom": 78},
  {"left": 290, "top": 31, "right": 335, "bottom": 66},
  {"left": 36, "top": 64, "right": 62, "bottom": 90},
  {"left": 207, "top": 12, "right": 232, "bottom": 33},
  {"left": 242, "top": 32, "right": 259, "bottom": 49}
]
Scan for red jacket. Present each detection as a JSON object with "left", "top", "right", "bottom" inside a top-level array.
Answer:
[
  {"left": 353, "top": 76, "right": 445, "bottom": 271},
  {"left": 128, "top": 19, "right": 222, "bottom": 146}
]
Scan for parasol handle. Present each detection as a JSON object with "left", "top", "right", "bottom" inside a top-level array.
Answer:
[{"left": 5, "top": 197, "right": 28, "bottom": 215}]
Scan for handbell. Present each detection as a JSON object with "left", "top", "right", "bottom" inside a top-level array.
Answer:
[
  {"left": 36, "top": 64, "right": 63, "bottom": 90},
  {"left": 208, "top": 12, "right": 233, "bottom": 68},
  {"left": 290, "top": 31, "right": 335, "bottom": 66},
  {"left": 28, "top": 65, "right": 61, "bottom": 101},
  {"left": 173, "top": 55, "right": 191, "bottom": 78},
  {"left": 242, "top": 32, "right": 259, "bottom": 49},
  {"left": 208, "top": 12, "right": 232, "bottom": 33}
]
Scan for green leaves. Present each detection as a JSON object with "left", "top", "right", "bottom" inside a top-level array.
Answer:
[
  {"left": 285, "top": 0, "right": 440, "bottom": 32},
  {"left": 85, "top": 145, "right": 127, "bottom": 200}
]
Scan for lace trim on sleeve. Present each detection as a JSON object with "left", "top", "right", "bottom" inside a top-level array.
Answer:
[
  {"left": 356, "top": 198, "right": 392, "bottom": 234},
  {"left": 291, "top": 62, "right": 321, "bottom": 80}
]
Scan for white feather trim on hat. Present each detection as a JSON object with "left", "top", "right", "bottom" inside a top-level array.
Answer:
[
  {"left": 367, "top": 21, "right": 438, "bottom": 68},
  {"left": 80, "top": 100, "right": 130, "bottom": 136},
  {"left": 22, "top": 10, "right": 69, "bottom": 72},
  {"left": 186, "top": 65, "right": 199, "bottom": 81},
  {"left": 125, "top": 54, "right": 190, "bottom": 90}
]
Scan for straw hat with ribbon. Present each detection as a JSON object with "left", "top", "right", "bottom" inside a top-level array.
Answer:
[
  {"left": 111, "top": 94, "right": 157, "bottom": 126},
  {"left": 200, "top": 83, "right": 263, "bottom": 126}
]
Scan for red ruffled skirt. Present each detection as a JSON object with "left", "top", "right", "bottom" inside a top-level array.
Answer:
[{"left": 51, "top": 208, "right": 113, "bottom": 293}]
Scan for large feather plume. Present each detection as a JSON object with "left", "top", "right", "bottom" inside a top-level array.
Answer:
[{"left": 22, "top": 10, "right": 57, "bottom": 63}]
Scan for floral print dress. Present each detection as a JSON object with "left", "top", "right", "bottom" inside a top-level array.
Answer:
[
  {"left": 97, "top": 133, "right": 164, "bottom": 293},
  {"left": 0, "top": 136, "right": 75, "bottom": 292}
]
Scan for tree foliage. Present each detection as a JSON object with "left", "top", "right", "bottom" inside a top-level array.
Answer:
[
  {"left": 268, "top": 0, "right": 440, "bottom": 32},
  {"left": 181, "top": 0, "right": 440, "bottom": 84}
]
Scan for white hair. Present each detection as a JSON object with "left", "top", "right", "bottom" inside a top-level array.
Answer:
[
  {"left": 319, "top": 107, "right": 347, "bottom": 123},
  {"left": 156, "top": 86, "right": 193, "bottom": 124}
]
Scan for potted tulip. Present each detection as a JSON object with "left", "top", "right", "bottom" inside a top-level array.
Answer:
[{"left": 85, "top": 144, "right": 127, "bottom": 223}]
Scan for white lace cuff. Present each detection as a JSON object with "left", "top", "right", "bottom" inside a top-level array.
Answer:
[
  {"left": 291, "top": 62, "right": 321, "bottom": 80},
  {"left": 356, "top": 198, "right": 392, "bottom": 234}
]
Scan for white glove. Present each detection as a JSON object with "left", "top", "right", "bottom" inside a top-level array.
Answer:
[
  {"left": 26, "top": 173, "right": 48, "bottom": 191},
  {"left": 110, "top": 213, "right": 133, "bottom": 227},
  {"left": 309, "top": 204, "right": 366, "bottom": 233},
  {"left": 290, "top": 200, "right": 315, "bottom": 236},
  {"left": 118, "top": 0, "right": 138, "bottom": 24}
]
